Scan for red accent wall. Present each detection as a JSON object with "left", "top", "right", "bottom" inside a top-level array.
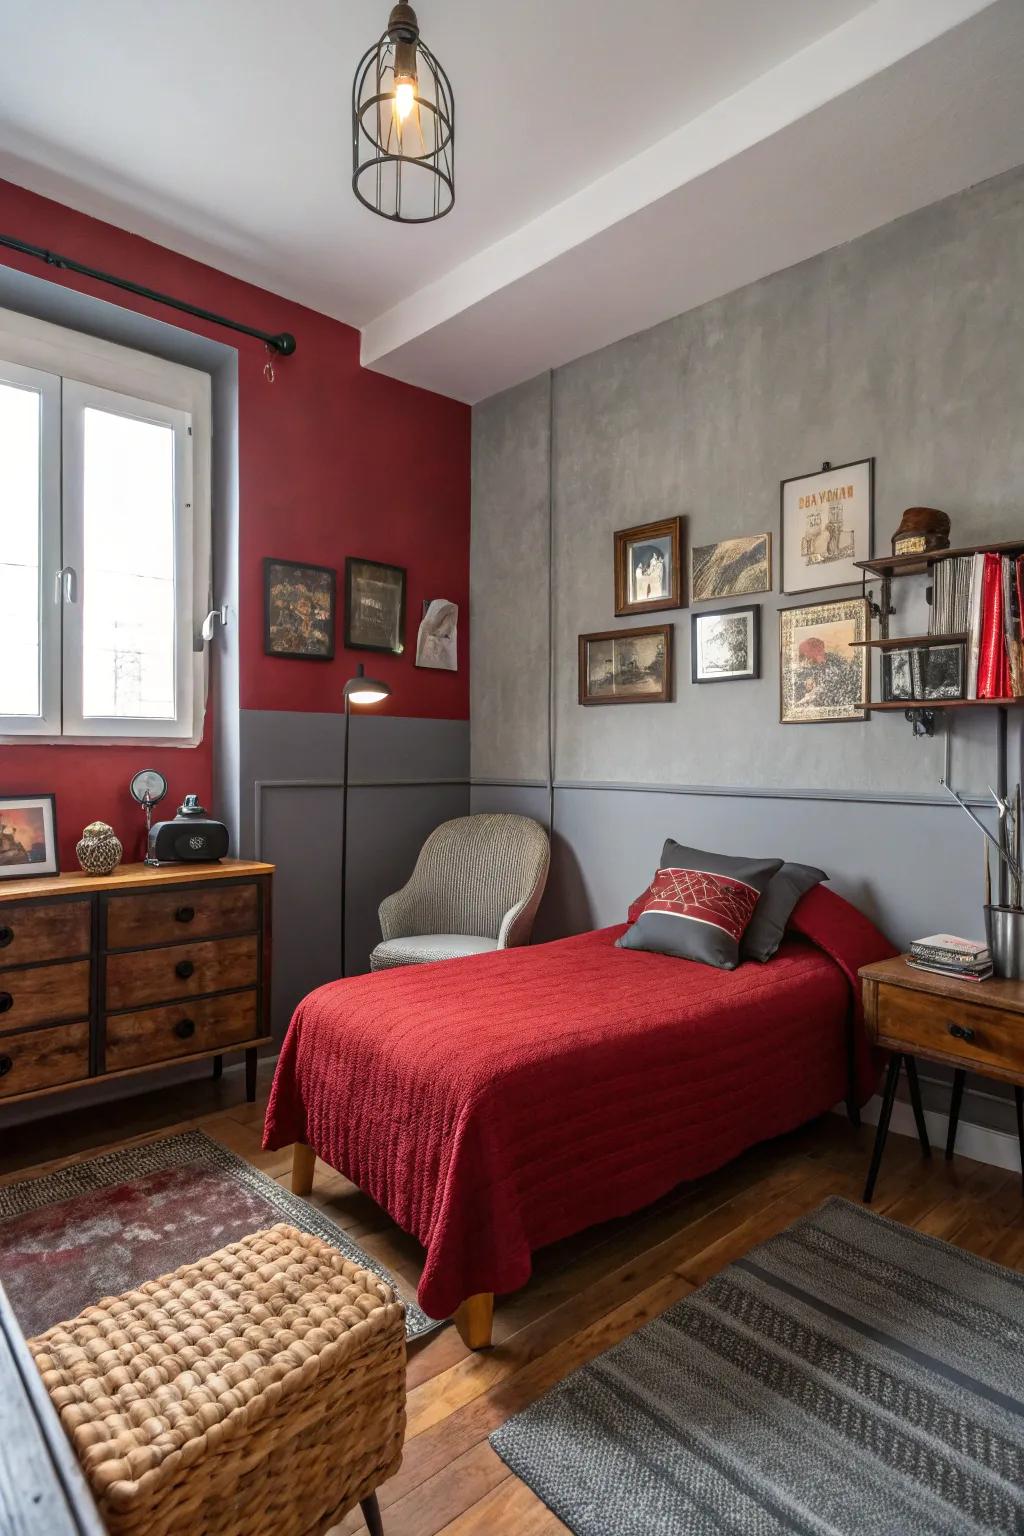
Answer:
[{"left": 0, "top": 180, "right": 470, "bottom": 869}]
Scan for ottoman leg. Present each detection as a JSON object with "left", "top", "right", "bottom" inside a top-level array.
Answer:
[
  {"left": 292, "top": 1142, "right": 316, "bottom": 1195},
  {"left": 360, "top": 1492, "right": 384, "bottom": 1536}
]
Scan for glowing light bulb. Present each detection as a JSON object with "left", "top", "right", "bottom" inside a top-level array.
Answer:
[{"left": 394, "top": 78, "right": 416, "bottom": 122}]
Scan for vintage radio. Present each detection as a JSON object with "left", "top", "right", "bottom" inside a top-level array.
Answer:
[{"left": 146, "top": 795, "right": 229, "bottom": 866}]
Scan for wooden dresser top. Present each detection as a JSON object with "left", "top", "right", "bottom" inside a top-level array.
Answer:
[
  {"left": 860, "top": 953, "right": 1024, "bottom": 1016},
  {"left": 0, "top": 858, "right": 274, "bottom": 904}
]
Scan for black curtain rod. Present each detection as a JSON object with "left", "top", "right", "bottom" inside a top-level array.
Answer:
[{"left": 0, "top": 232, "right": 297, "bottom": 356}]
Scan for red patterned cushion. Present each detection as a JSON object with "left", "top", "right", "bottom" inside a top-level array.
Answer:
[
  {"left": 641, "top": 866, "right": 760, "bottom": 941},
  {"left": 617, "top": 844, "right": 783, "bottom": 969}
]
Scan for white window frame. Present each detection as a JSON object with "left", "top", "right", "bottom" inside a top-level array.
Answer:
[{"left": 0, "top": 305, "right": 211, "bottom": 747}]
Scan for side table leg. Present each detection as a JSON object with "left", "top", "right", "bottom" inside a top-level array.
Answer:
[
  {"left": 360, "top": 1492, "right": 384, "bottom": 1536},
  {"left": 946, "top": 1070, "right": 966, "bottom": 1161},
  {"left": 1016, "top": 1086, "right": 1024, "bottom": 1196},
  {"left": 863, "top": 1053, "right": 903, "bottom": 1204},
  {"left": 904, "top": 1055, "right": 931, "bottom": 1157}
]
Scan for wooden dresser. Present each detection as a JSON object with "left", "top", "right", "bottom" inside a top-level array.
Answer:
[{"left": 0, "top": 860, "right": 273, "bottom": 1111}]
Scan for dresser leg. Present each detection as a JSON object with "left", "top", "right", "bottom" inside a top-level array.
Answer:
[
  {"left": 904, "top": 1055, "right": 930, "bottom": 1157},
  {"left": 863, "top": 1053, "right": 902, "bottom": 1203},
  {"left": 245, "top": 1047, "right": 257, "bottom": 1103},
  {"left": 946, "top": 1070, "right": 966, "bottom": 1160},
  {"left": 360, "top": 1493, "right": 384, "bottom": 1536},
  {"left": 1015, "top": 1086, "right": 1024, "bottom": 1195},
  {"left": 212, "top": 1054, "right": 223, "bottom": 1081}
]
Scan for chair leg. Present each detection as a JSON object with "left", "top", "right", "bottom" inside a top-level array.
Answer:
[
  {"left": 863, "top": 1053, "right": 902, "bottom": 1204},
  {"left": 904, "top": 1054, "right": 931, "bottom": 1157},
  {"left": 946, "top": 1069, "right": 966, "bottom": 1160},
  {"left": 454, "top": 1292, "right": 494, "bottom": 1350},
  {"left": 360, "top": 1492, "right": 384, "bottom": 1536}
]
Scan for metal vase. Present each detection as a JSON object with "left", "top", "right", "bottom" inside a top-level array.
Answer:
[{"left": 984, "top": 904, "right": 1024, "bottom": 980}]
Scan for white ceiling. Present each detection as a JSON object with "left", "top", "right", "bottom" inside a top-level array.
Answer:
[{"left": 0, "top": 0, "right": 1020, "bottom": 402}]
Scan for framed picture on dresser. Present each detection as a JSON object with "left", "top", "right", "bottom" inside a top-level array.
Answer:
[{"left": 0, "top": 793, "right": 58, "bottom": 880}]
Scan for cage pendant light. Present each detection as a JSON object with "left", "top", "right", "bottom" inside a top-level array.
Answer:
[{"left": 352, "top": 3, "right": 454, "bottom": 222}]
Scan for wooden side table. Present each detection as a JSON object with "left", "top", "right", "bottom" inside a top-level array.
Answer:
[{"left": 860, "top": 955, "right": 1024, "bottom": 1202}]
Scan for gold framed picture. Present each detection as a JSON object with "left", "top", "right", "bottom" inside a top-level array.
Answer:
[
  {"left": 579, "top": 625, "right": 673, "bottom": 706},
  {"left": 690, "top": 533, "right": 771, "bottom": 602},
  {"left": 613, "top": 517, "right": 683, "bottom": 616},
  {"left": 779, "top": 596, "right": 869, "bottom": 724}
]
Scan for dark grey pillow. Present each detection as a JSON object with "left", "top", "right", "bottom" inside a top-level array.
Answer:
[
  {"left": 616, "top": 841, "right": 783, "bottom": 970},
  {"left": 742, "top": 862, "right": 828, "bottom": 962}
]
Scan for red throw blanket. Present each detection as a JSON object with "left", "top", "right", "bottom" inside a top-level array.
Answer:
[{"left": 264, "top": 885, "right": 894, "bottom": 1318}]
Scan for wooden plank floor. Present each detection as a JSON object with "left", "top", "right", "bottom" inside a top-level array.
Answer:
[{"left": 2, "top": 1061, "right": 1023, "bottom": 1535}]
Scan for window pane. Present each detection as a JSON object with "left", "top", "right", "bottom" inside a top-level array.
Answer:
[
  {"left": 81, "top": 407, "right": 177, "bottom": 719},
  {"left": 0, "top": 381, "right": 42, "bottom": 717}
]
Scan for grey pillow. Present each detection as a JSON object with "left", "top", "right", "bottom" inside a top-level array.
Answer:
[
  {"left": 742, "top": 862, "right": 828, "bottom": 962},
  {"left": 616, "top": 841, "right": 783, "bottom": 970}
]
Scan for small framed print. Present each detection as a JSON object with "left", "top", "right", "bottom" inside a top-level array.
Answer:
[
  {"left": 0, "top": 793, "right": 59, "bottom": 880},
  {"left": 579, "top": 625, "right": 673, "bottom": 706},
  {"left": 779, "top": 596, "right": 869, "bottom": 724},
  {"left": 691, "top": 605, "right": 760, "bottom": 684},
  {"left": 780, "top": 458, "right": 873, "bottom": 594},
  {"left": 264, "top": 558, "right": 336, "bottom": 660},
  {"left": 690, "top": 534, "right": 771, "bottom": 602},
  {"left": 345, "top": 558, "right": 406, "bottom": 654},
  {"left": 614, "top": 517, "right": 683, "bottom": 616}
]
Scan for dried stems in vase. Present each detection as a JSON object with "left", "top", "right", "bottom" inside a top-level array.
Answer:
[{"left": 941, "top": 779, "right": 1023, "bottom": 913}]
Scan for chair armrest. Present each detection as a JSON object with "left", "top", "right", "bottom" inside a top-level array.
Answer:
[
  {"left": 496, "top": 848, "right": 551, "bottom": 949},
  {"left": 378, "top": 882, "right": 419, "bottom": 942}
]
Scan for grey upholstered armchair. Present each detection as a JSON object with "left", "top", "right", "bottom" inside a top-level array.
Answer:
[{"left": 369, "top": 813, "right": 550, "bottom": 971}]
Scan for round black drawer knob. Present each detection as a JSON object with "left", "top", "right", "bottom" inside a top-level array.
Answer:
[
  {"left": 0, "top": 992, "right": 12, "bottom": 1015},
  {"left": 0, "top": 1055, "right": 12, "bottom": 1077},
  {"left": 175, "top": 960, "right": 195, "bottom": 980},
  {"left": 174, "top": 1018, "right": 196, "bottom": 1040},
  {"left": 175, "top": 906, "right": 196, "bottom": 924},
  {"left": 0, "top": 925, "right": 13, "bottom": 948},
  {"left": 948, "top": 1021, "right": 975, "bottom": 1042}
]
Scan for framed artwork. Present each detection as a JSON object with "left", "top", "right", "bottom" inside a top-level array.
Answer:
[
  {"left": 263, "top": 558, "right": 336, "bottom": 660},
  {"left": 416, "top": 598, "right": 458, "bottom": 671},
  {"left": 779, "top": 596, "right": 868, "bottom": 724},
  {"left": 345, "top": 558, "right": 406, "bottom": 654},
  {"left": 579, "top": 624, "right": 673, "bottom": 706},
  {"left": 0, "top": 793, "right": 59, "bottom": 879},
  {"left": 691, "top": 533, "right": 771, "bottom": 602},
  {"left": 614, "top": 517, "right": 683, "bottom": 616},
  {"left": 780, "top": 458, "right": 873, "bottom": 594},
  {"left": 883, "top": 643, "right": 964, "bottom": 702},
  {"left": 691, "top": 605, "right": 760, "bottom": 684}
]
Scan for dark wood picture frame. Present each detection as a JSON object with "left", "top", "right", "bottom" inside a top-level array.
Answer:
[
  {"left": 0, "top": 792, "right": 59, "bottom": 880},
  {"left": 345, "top": 557, "right": 407, "bottom": 655},
  {"left": 263, "top": 558, "right": 336, "bottom": 661},
  {"left": 690, "top": 605, "right": 760, "bottom": 684},
  {"left": 778, "top": 595, "right": 869, "bottom": 725},
  {"left": 613, "top": 516, "right": 684, "bottom": 617},
  {"left": 578, "top": 624, "right": 673, "bottom": 706},
  {"left": 780, "top": 457, "right": 874, "bottom": 596}
]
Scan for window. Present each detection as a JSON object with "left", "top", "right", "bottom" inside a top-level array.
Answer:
[{"left": 0, "top": 309, "right": 211, "bottom": 743}]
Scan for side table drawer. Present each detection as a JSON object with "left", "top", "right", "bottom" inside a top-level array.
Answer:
[
  {"left": 104, "top": 935, "right": 258, "bottom": 1011},
  {"left": 105, "top": 990, "right": 260, "bottom": 1071},
  {"left": 0, "top": 1022, "right": 90, "bottom": 1099},
  {"left": 876, "top": 984, "right": 1024, "bottom": 1077}
]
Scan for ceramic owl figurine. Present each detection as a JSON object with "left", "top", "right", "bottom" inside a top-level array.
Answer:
[{"left": 76, "top": 821, "right": 123, "bottom": 876}]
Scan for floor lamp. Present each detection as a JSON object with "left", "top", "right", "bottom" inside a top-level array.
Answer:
[{"left": 340, "top": 662, "right": 391, "bottom": 977}]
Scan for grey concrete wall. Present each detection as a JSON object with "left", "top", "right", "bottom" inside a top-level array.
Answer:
[{"left": 471, "top": 164, "right": 1024, "bottom": 1147}]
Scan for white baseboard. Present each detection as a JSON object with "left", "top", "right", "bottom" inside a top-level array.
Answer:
[{"left": 839, "top": 1095, "right": 1023, "bottom": 1176}]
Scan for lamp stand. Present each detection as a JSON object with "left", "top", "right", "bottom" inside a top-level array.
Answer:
[{"left": 340, "top": 691, "right": 351, "bottom": 979}]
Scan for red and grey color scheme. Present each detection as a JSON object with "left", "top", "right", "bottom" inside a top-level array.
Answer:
[{"left": 617, "top": 841, "right": 782, "bottom": 969}]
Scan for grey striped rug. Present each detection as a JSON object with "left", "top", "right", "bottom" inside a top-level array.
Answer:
[{"left": 491, "top": 1198, "right": 1024, "bottom": 1535}]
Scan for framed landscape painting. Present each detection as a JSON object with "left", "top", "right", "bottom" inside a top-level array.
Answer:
[
  {"left": 614, "top": 517, "right": 683, "bottom": 616},
  {"left": 579, "top": 625, "right": 673, "bottom": 705},
  {"left": 264, "top": 558, "right": 336, "bottom": 660},
  {"left": 780, "top": 458, "right": 873, "bottom": 594},
  {"left": 690, "top": 533, "right": 771, "bottom": 602},
  {"left": 691, "top": 606, "right": 760, "bottom": 684},
  {"left": 0, "top": 793, "right": 59, "bottom": 879},
  {"left": 779, "top": 596, "right": 868, "bottom": 724}
]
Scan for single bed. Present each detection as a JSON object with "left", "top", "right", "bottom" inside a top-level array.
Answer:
[{"left": 263, "top": 885, "right": 894, "bottom": 1342}]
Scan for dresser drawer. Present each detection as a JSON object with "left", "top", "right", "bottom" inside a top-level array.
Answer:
[
  {"left": 0, "top": 900, "right": 90, "bottom": 967},
  {"left": 104, "top": 935, "right": 258, "bottom": 1011},
  {"left": 104, "top": 989, "right": 260, "bottom": 1071},
  {"left": 105, "top": 882, "right": 258, "bottom": 950},
  {"left": 0, "top": 960, "right": 90, "bottom": 1031},
  {"left": 0, "top": 1022, "right": 90, "bottom": 1099},
  {"left": 876, "top": 983, "right": 1024, "bottom": 1077}
]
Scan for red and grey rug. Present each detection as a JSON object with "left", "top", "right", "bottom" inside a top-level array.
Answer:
[{"left": 0, "top": 1129, "right": 432, "bottom": 1340}]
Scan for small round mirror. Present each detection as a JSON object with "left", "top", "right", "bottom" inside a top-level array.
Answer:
[{"left": 129, "top": 769, "right": 168, "bottom": 807}]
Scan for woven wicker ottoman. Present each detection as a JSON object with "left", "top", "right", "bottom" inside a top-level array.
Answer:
[{"left": 29, "top": 1223, "right": 406, "bottom": 1536}]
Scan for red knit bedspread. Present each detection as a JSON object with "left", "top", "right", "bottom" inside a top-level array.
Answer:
[{"left": 263, "top": 885, "right": 894, "bottom": 1318}]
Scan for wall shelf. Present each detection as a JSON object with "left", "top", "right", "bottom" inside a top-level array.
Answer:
[
  {"left": 850, "top": 631, "right": 967, "bottom": 651},
  {"left": 858, "top": 697, "right": 1024, "bottom": 713},
  {"left": 855, "top": 539, "right": 1024, "bottom": 581}
]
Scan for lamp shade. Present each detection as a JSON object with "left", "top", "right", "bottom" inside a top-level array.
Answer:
[{"left": 344, "top": 662, "right": 391, "bottom": 705}]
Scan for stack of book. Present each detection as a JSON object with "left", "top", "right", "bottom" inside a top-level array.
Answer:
[
  {"left": 929, "top": 550, "right": 1024, "bottom": 699},
  {"left": 907, "top": 934, "right": 993, "bottom": 982}
]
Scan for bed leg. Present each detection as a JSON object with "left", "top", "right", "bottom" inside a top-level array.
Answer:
[
  {"left": 454, "top": 1292, "right": 494, "bottom": 1350},
  {"left": 291, "top": 1143, "right": 316, "bottom": 1195}
]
